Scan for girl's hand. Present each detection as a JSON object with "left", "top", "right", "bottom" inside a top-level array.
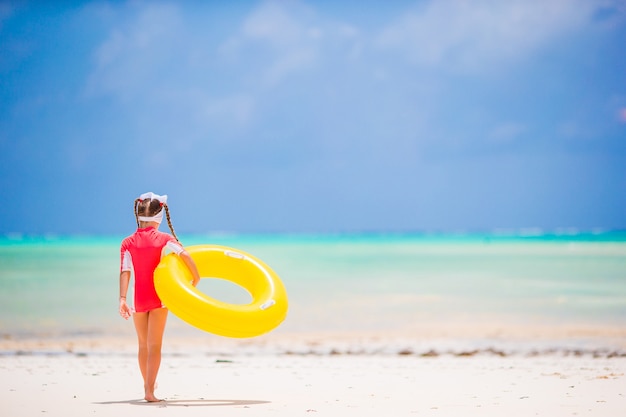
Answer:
[
  {"left": 180, "top": 250, "right": 201, "bottom": 287},
  {"left": 119, "top": 298, "right": 132, "bottom": 320}
]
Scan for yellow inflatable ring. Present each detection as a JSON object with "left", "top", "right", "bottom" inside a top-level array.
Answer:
[{"left": 154, "top": 245, "right": 288, "bottom": 338}]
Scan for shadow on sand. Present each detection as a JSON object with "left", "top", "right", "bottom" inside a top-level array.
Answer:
[{"left": 95, "top": 398, "right": 271, "bottom": 407}]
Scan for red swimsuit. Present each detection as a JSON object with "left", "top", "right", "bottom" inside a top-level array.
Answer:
[{"left": 120, "top": 227, "right": 182, "bottom": 312}]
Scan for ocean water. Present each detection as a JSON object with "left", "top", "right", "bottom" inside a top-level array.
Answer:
[{"left": 1, "top": 231, "right": 625, "bottom": 339}]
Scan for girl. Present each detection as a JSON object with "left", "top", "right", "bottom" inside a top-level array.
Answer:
[{"left": 119, "top": 192, "right": 200, "bottom": 402}]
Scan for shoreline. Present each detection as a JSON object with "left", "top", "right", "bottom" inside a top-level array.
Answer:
[{"left": 3, "top": 322, "right": 626, "bottom": 359}]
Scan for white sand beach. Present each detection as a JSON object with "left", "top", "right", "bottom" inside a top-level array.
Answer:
[{"left": 2, "top": 330, "right": 625, "bottom": 417}]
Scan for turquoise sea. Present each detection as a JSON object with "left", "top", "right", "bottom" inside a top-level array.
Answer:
[{"left": 1, "top": 231, "right": 625, "bottom": 340}]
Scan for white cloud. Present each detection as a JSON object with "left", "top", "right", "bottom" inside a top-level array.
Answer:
[
  {"left": 265, "top": 48, "right": 316, "bottom": 86},
  {"left": 220, "top": 1, "right": 323, "bottom": 87},
  {"left": 85, "top": 2, "right": 185, "bottom": 100},
  {"left": 203, "top": 94, "right": 256, "bottom": 131},
  {"left": 375, "top": 0, "right": 599, "bottom": 73},
  {"left": 83, "top": 2, "right": 260, "bottom": 141},
  {"left": 79, "top": 0, "right": 622, "bottom": 158},
  {"left": 488, "top": 122, "right": 527, "bottom": 144},
  {"left": 241, "top": 1, "right": 305, "bottom": 48}
]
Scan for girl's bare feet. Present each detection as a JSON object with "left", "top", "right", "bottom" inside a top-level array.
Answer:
[
  {"left": 144, "top": 392, "right": 163, "bottom": 402},
  {"left": 145, "top": 382, "right": 162, "bottom": 402}
]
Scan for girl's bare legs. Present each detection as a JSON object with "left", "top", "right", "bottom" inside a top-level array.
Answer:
[{"left": 133, "top": 308, "right": 168, "bottom": 402}]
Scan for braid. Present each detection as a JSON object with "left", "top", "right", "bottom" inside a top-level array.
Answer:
[
  {"left": 163, "top": 204, "right": 179, "bottom": 242},
  {"left": 134, "top": 199, "right": 141, "bottom": 227}
]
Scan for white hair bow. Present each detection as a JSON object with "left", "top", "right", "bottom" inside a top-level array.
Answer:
[
  {"left": 139, "top": 192, "right": 168, "bottom": 204},
  {"left": 137, "top": 192, "right": 168, "bottom": 224}
]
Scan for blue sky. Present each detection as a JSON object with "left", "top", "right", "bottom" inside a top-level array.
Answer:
[{"left": 1, "top": 0, "right": 625, "bottom": 235}]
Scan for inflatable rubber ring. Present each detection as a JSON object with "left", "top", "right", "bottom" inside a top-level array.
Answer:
[{"left": 154, "top": 245, "right": 288, "bottom": 338}]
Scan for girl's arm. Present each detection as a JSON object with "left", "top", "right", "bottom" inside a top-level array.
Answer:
[
  {"left": 119, "top": 270, "right": 132, "bottom": 319},
  {"left": 179, "top": 251, "right": 201, "bottom": 287}
]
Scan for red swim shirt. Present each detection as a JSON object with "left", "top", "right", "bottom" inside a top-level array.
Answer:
[{"left": 120, "top": 227, "right": 183, "bottom": 312}]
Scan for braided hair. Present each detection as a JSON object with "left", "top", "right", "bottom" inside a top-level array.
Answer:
[{"left": 134, "top": 197, "right": 180, "bottom": 242}]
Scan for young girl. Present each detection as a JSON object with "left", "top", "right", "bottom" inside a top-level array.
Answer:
[{"left": 119, "top": 192, "right": 200, "bottom": 402}]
